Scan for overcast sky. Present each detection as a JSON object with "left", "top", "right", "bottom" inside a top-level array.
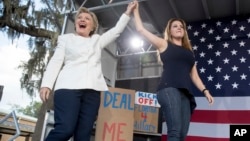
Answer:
[{"left": 0, "top": 32, "right": 41, "bottom": 111}]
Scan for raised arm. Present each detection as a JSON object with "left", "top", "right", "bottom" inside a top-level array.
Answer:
[
  {"left": 133, "top": 0, "right": 167, "bottom": 52},
  {"left": 97, "top": 1, "right": 136, "bottom": 48}
]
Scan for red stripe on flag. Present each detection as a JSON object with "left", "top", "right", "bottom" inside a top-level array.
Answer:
[
  {"left": 191, "top": 110, "right": 250, "bottom": 124},
  {"left": 161, "top": 135, "right": 229, "bottom": 141}
]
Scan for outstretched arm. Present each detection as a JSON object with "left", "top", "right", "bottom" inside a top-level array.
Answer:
[
  {"left": 133, "top": 0, "right": 167, "bottom": 52},
  {"left": 124, "top": 1, "right": 137, "bottom": 16},
  {"left": 97, "top": 2, "right": 136, "bottom": 49},
  {"left": 190, "top": 64, "right": 214, "bottom": 105}
]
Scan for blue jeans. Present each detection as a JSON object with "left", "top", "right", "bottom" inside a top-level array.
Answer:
[
  {"left": 157, "top": 87, "right": 191, "bottom": 141},
  {"left": 45, "top": 89, "right": 100, "bottom": 141}
]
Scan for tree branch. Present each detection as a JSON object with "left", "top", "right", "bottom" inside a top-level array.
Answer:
[
  {"left": 7, "top": 21, "right": 56, "bottom": 38},
  {"left": 0, "top": 0, "right": 57, "bottom": 39}
]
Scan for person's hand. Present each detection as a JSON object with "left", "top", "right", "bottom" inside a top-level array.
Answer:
[
  {"left": 134, "top": 0, "right": 139, "bottom": 11},
  {"left": 40, "top": 87, "right": 51, "bottom": 102},
  {"left": 204, "top": 91, "right": 214, "bottom": 105},
  {"left": 124, "top": 1, "right": 137, "bottom": 16}
]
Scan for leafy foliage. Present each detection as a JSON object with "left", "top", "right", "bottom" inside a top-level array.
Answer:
[
  {"left": 0, "top": 1, "right": 75, "bottom": 139},
  {"left": 13, "top": 101, "right": 42, "bottom": 118},
  {"left": 0, "top": 0, "right": 73, "bottom": 97}
]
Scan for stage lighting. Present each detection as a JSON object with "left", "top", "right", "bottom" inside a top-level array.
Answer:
[{"left": 130, "top": 37, "right": 144, "bottom": 49}]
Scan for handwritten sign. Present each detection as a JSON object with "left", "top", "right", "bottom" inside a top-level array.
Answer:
[
  {"left": 135, "top": 91, "right": 160, "bottom": 107},
  {"left": 134, "top": 91, "right": 160, "bottom": 133},
  {"left": 134, "top": 104, "right": 159, "bottom": 133},
  {"left": 103, "top": 91, "right": 134, "bottom": 110},
  {"left": 95, "top": 87, "right": 135, "bottom": 141}
]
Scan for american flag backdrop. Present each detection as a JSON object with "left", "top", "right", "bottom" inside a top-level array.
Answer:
[{"left": 162, "top": 16, "right": 250, "bottom": 141}]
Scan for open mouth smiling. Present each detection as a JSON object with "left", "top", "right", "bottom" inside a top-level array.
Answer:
[{"left": 79, "top": 24, "right": 86, "bottom": 29}]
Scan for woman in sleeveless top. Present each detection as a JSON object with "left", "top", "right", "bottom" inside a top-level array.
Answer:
[{"left": 132, "top": 1, "right": 214, "bottom": 141}]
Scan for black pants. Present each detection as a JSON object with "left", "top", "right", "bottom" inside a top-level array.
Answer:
[{"left": 46, "top": 89, "right": 100, "bottom": 141}]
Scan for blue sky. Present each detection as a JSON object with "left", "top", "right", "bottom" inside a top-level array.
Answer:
[{"left": 0, "top": 32, "right": 41, "bottom": 111}]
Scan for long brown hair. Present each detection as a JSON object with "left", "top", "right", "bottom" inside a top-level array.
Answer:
[{"left": 163, "top": 18, "right": 192, "bottom": 51}]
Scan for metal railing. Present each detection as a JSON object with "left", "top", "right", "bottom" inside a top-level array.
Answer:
[{"left": 0, "top": 110, "right": 21, "bottom": 141}]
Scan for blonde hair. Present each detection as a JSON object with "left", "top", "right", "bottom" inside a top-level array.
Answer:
[
  {"left": 75, "top": 7, "right": 99, "bottom": 36},
  {"left": 163, "top": 18, "right": 192, "bottom": 51}
]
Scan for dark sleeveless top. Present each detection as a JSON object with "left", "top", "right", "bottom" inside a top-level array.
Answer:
[{"left": 157, "top": 42, "right": 197, "bottom": 112}]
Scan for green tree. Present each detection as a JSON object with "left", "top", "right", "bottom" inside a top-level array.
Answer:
[
  {"left": 13, "top": 101, "right": 42, "bottom": 118},
  {"left": 0, "top": 0, "right": 73, "bottom": 140}
]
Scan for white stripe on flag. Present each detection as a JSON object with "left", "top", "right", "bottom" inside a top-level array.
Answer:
[
  {"left": 188, "top": 122, "right": 229, "bottom": 138},
  {"left": 195, "top": 97, "right": 250, "bottom": 110}
]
